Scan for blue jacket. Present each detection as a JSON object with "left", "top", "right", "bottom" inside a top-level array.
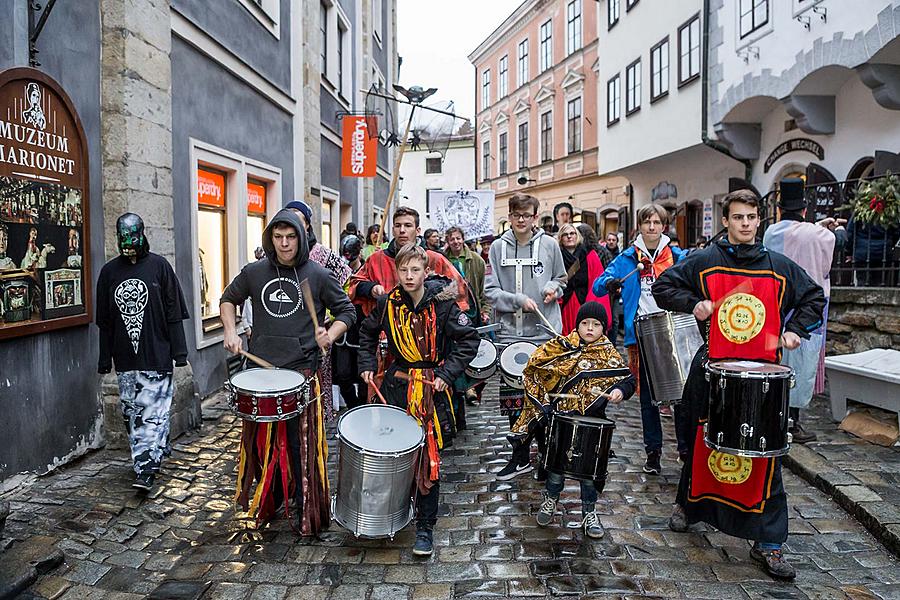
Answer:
[{"left": 592, "top": 240, "right": 688, "bottom": 347}]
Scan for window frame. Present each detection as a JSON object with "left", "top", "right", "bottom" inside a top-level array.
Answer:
[
  {"left": 540, "top": 110, "right": 553, "bottom": 163},
  {"left": 320, "top": 2, "right": 328, "bottom": 76},
  {"left": 566, "top": 0, "right": 582, "bottom": 56},
  {"left": 236, "top": 0, "right": 281, "bottom": 39},
  {"left": 499, "top": 55, "right": 509, "bottom": 98},
  {"left": 607, "top": 74, "right": 621, "bottom": 126},
  {"left": 566, "top": 96, "right": 582, "bottom": 155},
  {"left": 498, "top": 131, "right": 508, "bottom": 176},
  {"left": 626, "top": 0, "right": 639, "bottom": 11},
  {"left": 481, "top": 69, "right": 491, "bottom": 110},
  {"left": 650, "top": 36, "right": 670, "bottom": 103},
  {"left": 539, "top": 19, "right": 553, "bottom": 73},
  {"left": 517, "top": 39, "right": 529, "bottom": 87},
  {"left": 517, "top": 121, "right": 529, "bottom": 171},
  {"left": 607, "top": 0, "right": 620, "bottom": 30},
  {"left": 482, "top": 138, "right": 491, "bottom": 181},
  {"left": 425, "top": 157, "right": 442, "bottom": 175},
  {"left": 739, "top": 0, "right": 769, "bottom": 39},
  {"left": 678, "top": 14, "right": 701, "bottom": 87},
  {"left": 625, "top": 58, "right": 641, "bottom": 116}
]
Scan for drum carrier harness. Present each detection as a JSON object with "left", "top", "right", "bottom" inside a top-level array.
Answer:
[{"left": 500, "top": 234, "right": 542, "bottom": 337}]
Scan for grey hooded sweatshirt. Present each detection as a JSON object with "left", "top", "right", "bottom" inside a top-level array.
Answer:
[
  {"left": 485, "top": 227, "right": 566, "bottom": 342},
  {"left": 220, "top": 209, "right": 356, "bottom": 370}
]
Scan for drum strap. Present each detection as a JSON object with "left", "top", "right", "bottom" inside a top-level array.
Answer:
[{"left": 500, "top": 235, "right": 541, "bottom": 336}]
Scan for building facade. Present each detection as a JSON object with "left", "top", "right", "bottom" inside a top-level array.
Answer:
[
  {"left": 469, "top": 0, "right": 628, "bottom": 235},
  {"left": 397, "top": 131, "right": 475, "bottom": 231},
  {"left": 0, "top": 0, "right": 398, "bottom": 486},
  {"left": 709, "top": 0, "right": 900, "bottom": 202},
  {"left": 596, "top": 0, "right": 743, "bottom": 246}
]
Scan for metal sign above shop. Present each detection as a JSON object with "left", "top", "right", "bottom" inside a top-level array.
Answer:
[
  {"left": 0, "top": 67, "right": 91, "bottom": 340},
  {"left": 341, "top": 115, "right": 377, "bottom": 178},
  {"left": 763, "top": 138, "right": 825, "bottom": 173}
]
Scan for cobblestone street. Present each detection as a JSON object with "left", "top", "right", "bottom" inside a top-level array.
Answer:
[{"left": 3, "top": 387, "right": 899, "bottom": 600}]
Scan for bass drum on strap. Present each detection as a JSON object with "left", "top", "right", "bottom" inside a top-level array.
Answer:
[
  {"left": 635, "top": 311, "right": 703, "bottom": 406},
  {"left": 333, "top": 404, "right": 424, "bottom": 539},
  {"left": 499, "top": 341, "right": 538, "bottom": 389},
  {"left": 704, "top": 360, "right": 794, "bottom": 457},
  {"left": 543, "top": 413, "right": 616, "bottom": 485}
]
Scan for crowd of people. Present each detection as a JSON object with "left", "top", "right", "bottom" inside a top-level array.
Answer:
[{"left": 94, "top": 185, "right": 837, "bottom": 579}]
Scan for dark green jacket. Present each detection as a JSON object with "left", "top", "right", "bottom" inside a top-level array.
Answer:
[{"left": 447, "top": 246, "right": 488, "bottom": 318}]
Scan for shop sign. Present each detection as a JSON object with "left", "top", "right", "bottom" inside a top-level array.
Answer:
[
  {"left": 198, "top": 168, "right": 225, "bottom": 207},
  {"left": 763, "top": 138, "right": 825, "bottom": 173},
  {"left": 0, "top": 67, "right": 91, "bottom": 340},
  {"left": 702, "top": 198, "right": 714, "bottom": 238},
  {"left": 341, "top": 116, "right": 377, "bottom": 177},
  {"left": 247, "top": 181, "right": 266, "bottom": 214}
]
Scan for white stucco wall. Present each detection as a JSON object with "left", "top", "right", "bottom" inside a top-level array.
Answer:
[{"left": 398, "top": 141, "right": 476, "bottom": 230}]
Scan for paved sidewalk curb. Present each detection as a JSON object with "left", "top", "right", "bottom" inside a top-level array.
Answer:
[{"left": 784, "top": 444, "right": 900, "bottom": 558}]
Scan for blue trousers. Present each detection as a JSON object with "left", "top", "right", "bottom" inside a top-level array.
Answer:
[
  {"left": 546, "top": 471, "right": 598, "bottom": 508},
  {"left": 638, "top": 352, "right": 690, "bottom": 456}
]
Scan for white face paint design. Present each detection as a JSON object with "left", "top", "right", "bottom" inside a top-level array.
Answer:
[{"left": 114, "top": 278, "right": 149, "bottom": 354}]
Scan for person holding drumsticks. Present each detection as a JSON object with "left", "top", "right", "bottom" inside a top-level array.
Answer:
[
  {"left": 652, "top": 189, "right": 825, "bottom": 580},
  {"left": 220, "top": 209, "right": 356, "bottom": 536},
  {"left": 511, "top": 302, "right": 635, "bottom": 539},
  {"left": 592, "top": 204, "right": 689, "bottom": 476},
  {"left": 358, "top": 243, "right": 479, "bottom": 557}
]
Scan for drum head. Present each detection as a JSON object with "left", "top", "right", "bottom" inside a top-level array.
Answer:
[
  {"left": 500, "top": 341, "right": 537, "bottom": 377},
  {"left": 230, "top": 368, "right": 306, "bottom": 393},
  {"left": 469, "top": 340, "right": 498, "bottom": 369},
  {"left": 338, "top": 404, "right": 424, "bottom": 453},
  {"left": 553, "top": 413, "right": 616, "bottom": 428},
  {"left": 708, "top": 360, "right": 792, "bottom": 376}
]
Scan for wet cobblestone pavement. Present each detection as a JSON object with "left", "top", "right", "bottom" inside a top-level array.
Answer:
[{"left": 2, "top": 385, "right": 899, "bottom": 599}]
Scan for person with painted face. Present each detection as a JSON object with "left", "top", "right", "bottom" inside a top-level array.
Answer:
[{"left": 95, "top": 213, "right": 190, "bottom": 492}]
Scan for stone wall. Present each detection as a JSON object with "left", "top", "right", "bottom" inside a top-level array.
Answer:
[{"left": 825, "top": 287, "right": 900, "bottom": 355}]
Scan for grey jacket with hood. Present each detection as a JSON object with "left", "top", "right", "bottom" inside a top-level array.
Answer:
[
  {"left": 220, "top": 209, "right": 356, "bottom": 370},
  {"left": 485, "top": 227, "right": 566, "bottom": 342}
]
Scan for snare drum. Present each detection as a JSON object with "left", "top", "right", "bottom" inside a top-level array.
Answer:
[
  {"left": 543, "top": 413, "right": 616, "bottom": 484},
  {"left": 333, "top": 404, "right": 424, "bottom": 539},
  {"left": 704, "top": 361, "right": 795, "bottom": 457},
  {"left": 226, "top": 368, "right": 309, "bottom": 422},
  {"left": 466, "top": 339, "right": 498, "bottom": 380},
  {"left": 499, "top": 341, "right": 538, "bottom": 389},
  {"left": 635, "top": 311, "right": 703, "bottom": 406}
]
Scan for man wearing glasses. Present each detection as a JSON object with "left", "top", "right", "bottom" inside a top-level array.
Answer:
[{"left": 486, "top": 193, "right": 567, "bottom": 480}]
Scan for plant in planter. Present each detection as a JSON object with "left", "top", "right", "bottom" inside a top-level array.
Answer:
[{"left": 849, "top": 172, "right": 900, "bottom": 229}]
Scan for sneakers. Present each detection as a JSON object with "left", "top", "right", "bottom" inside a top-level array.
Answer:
[
  {"left": 642, "top": 450, "right": 661, "bottom": 475},
  {"left": 496, "top": 458, "right": 533, "bottom": 481},
  {"left": 668, "top": 504, "right": 688, "bottom": 532},
  {"left": 535, "top": 493, "right": 557, "bottom": 527},
  {"left": 582, "top": 511, "right": 604, "bottom": 539},
  {"left": 750, "top": 545, "right": 797, "bottom": 580},
  {"left": 789, "top": 423, "right": 817, "bottom": 444},
  {"left": 412, "top": 529, "right": 434, "bottom": 556},
  {"left": 132, "top": 472, "right": 155, "bottom": 491}
]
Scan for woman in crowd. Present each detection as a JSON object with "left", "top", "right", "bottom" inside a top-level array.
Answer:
[{"left": 557, "top": 223, "right": 611, "bottom": 335}]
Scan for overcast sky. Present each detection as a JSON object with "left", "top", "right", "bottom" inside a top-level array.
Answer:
[{"left": 396, "top": 0, "right": 523, "bottom": 124}]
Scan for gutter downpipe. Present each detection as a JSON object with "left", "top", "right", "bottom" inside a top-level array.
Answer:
[{"left": 701, "top": 0, "right": 753, "bottom": 182}]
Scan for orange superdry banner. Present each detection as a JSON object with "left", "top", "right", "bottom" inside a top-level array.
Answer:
[{"left": 341, "top": 115, "right": 377, "bottom": 177}]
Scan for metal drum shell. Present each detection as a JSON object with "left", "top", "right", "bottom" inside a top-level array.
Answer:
[
  {"left": 543, "top": 413, "right": 616, "bottom": 484},
  {"left": 703, "top": 362, "right": 793, "bottom": 458},
  {"left": 636, "top": 311, "right": 703, "bottom": 406},
  {"left": 332, "top": 405, "right": 424, "bottom": 539}
]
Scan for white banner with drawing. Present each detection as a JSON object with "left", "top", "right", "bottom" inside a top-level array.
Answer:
[{"left": 427, "top": 189, "right": 495, "bottom": 240}]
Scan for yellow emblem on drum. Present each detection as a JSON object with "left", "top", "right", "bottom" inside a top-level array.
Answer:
[
  {"left": 707, "top": 450, "right": 753, "bottom": 484},
  {"left": 717, "top": 293, "right": 765, "bottom": 344}
]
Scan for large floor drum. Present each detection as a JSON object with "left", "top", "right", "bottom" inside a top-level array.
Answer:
[
  {"left": 333, "top": 404, "right": 424, "bottom": 538},
  {"left": 636, "top": 311, "right": 703, "bottom": 405},
  {"left": 543, "top": 413, "right": 616, "bottom": 484}
]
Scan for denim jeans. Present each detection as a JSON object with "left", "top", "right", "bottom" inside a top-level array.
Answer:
[
  {"left": 545, "top": 471, "right": 598, "bottom": 507},
  {"left": 638, "top": 354, "right": 691, "bottom": 456},
  {"left": 416, "top": 481, "right": 439, "bottom": 530}
]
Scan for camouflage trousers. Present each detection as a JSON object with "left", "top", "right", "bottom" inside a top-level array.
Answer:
[{"left": 117, "top": 371, "right": 174, "bottom": 475}]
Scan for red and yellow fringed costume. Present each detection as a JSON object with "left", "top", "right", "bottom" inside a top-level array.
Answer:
[{"left": 234, "top": 369, "right": 330, "bottom": 535}]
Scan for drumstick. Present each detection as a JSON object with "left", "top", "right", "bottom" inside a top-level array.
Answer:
[
  {"left": 299, "top": 278, "right": 320, "bottom": 330},
  {"left": 368, "top": 381, "right": 387, "bottom": 404},
  {"left": 240, "top": 349, "right": 275, "bottom": 369},
  {"left": 620, "top": 262, "right": 645, "bottom": 283},
  {"left": 549, "top": 391, "right": 612, "bottom": 400},
  {"left": 531, "top": 307, "right": 570, "bottom": 344},
  {"left": 393, "top": 371, "right": 437, "bottom": 388}
]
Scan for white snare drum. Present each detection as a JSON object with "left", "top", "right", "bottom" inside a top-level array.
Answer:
[
  {"left": 333, "top": 404, "right": 424, "bottom": 538},
  {"left": 466, "top": 339, "right": 498, "bottom": 380},
  {"left": 499, "top": 341, "right": 538, "bottom": 389},
  {"left": 226, "top": 368, "right": 309, "bottom": 422}
]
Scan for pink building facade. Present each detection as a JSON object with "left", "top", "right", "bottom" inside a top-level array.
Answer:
[{"left": 469, "top": 0, "right": 628, "bottom": 234}]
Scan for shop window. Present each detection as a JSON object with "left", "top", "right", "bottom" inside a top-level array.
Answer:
[
  {"left": 322, "top": 198, "right": 335, "bottom": 249},
  {"left": 197, "top": 167, "right": 227, "bottom": 321},
  {"left": 247, "top": 179, "right": 267, "bottom": 260}
]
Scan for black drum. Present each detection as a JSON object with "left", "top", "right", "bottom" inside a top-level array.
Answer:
[
  {"left": 543, "top": 413, "right": 615, "bottom": 484},
  {"left": 704, "top": 360, "right": 794, "bottom": 458}
]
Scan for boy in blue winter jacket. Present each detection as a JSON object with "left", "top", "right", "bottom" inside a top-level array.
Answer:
[{"left": 592, "top": 204, "right": 688, "bottom": 475}]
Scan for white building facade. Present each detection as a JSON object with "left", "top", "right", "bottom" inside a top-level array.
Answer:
[
  {"left": 596, "top": 0, "right": 744, "bottom": 245},
  {"left": 709, "top": 0, "right": 900, "bottom": 204},
  {"left": 398, "top": 134, "right": 476, "bottom": 231}
]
